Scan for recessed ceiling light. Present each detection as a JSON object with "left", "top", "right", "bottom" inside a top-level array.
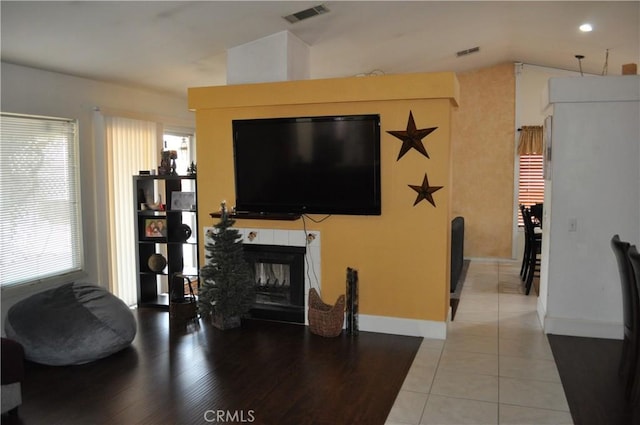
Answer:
[{"left": 579, "top": 23, "right": 593, "bottom": 32}]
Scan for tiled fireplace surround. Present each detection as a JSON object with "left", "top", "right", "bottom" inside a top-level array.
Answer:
[{"left": 204, "top": 227, "right": 321, "bottom": 324}]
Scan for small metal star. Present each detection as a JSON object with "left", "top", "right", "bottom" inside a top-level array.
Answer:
[
  {"left": 408, "top": 173, "right": 443, "bottom": 207},
  {"left": 387, "top": 111, "right": 438, "bottom": 160}
]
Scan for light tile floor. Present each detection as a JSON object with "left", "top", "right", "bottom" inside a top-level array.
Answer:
[{"left": 386, "top": 260, "right": 574, "bottom": 425}]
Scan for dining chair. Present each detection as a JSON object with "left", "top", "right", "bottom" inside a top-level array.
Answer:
[
  {"left": 626, "top": 244, "right": 640, "bottom": 406},
  {"left": 530, "top": 203, "right": 543, "bottom": 227},
  {"left": 519, "top": 204, "right": 530, "bottom": 279},
  {"left": 611, "top": 235, "right": 639, "bottom": 399},
  {"left": 522, "top": 207, "right": 541, "bottom": 295}
]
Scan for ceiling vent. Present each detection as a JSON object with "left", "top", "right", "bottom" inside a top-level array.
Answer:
[
  {"left": 456, "top": 46, "right": 480, "bottom": 57},
  {"left": 283, "top": 4, "right": 330, "bottom": 24}
]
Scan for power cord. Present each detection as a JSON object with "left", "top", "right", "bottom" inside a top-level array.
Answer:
[{"left": 301, "top": 214, "right": 329, "bottom": 292}]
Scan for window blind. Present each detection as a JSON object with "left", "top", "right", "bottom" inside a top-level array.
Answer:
[
  {"left": 104, "top": 115, "right": 157, "bottom": 306},
  {"left": 0, "top": 113, "right": 83, "bottom": 287},
  {"left": 517, "top": 154, "right": 545, "bottom": 226}
]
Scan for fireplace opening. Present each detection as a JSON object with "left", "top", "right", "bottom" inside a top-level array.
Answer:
[{"left": 243, "top": 244, "right": 306, "bottom": 324}]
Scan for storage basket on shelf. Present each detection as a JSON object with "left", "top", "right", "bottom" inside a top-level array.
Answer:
[{"left": 308, "top": 288, "right": 345, "bottom": 337}]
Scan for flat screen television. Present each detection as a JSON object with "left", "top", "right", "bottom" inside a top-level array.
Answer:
[{"left": 232, "top": 114, "right": 381, "bottom": 216}]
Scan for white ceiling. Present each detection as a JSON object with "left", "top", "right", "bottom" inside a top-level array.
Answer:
[{"left": 1, "top": 1, "right": 638, "bottom": 98}]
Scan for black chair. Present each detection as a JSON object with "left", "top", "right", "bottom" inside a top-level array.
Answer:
[
  {"left": 530, "top": 203, "right": 543, "bottom": 228},
  {"left": 611, "top": 235, "right": 639, "bottom": 399},
  {"left": 626, "top": 245, "right": 640, "bottom": 407},
  {"left": 519, "top": 204, "right": 529, "bottom": 278},
  {"left": 521, "top": 206, "right": 541, "bottom": 295}
]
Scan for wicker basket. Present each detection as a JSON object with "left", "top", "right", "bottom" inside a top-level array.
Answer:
[
  {"left": 308, "top": 288, "right": 345, "bottom": 337},
  {"left": 169, "top": 295, "right": 197, "bottom": 323}
]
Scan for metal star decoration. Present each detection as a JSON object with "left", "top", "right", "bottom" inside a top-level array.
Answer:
[
  {"left": 386, "top": 111, "right": 438, "bottom": 160},
  {"left": 409, "top": 173, "right": 443, "bottom": 207}
]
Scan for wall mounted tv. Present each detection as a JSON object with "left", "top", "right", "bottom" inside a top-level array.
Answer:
[{"left": 232, "top": 114, "right": 381, "bottom": 216}]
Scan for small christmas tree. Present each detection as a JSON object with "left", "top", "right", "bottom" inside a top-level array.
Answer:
[{"left": 199, "top": 201, "right": 255, "bottom": 329}]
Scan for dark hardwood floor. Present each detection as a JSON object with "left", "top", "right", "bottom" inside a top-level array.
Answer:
[
  {"left": 2, "top": 309, "right": 421, "bottom": 425},
  {"left": 8, "top": 309, "right": 638, "bottom": 424},
  {"left": 548, "top": 334, "right": 639, "bottom": 425}
]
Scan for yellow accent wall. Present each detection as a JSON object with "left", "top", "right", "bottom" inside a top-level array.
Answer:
[
  {"left": 189, "top": 72, "right": 459, "bottom": 322},
  {"left": 451, "top": 63, "right": 516, "bottom": 258}
]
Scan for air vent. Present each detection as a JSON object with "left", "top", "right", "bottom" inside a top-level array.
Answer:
[
  {"left": 456, "top": 46, "right": 480, "bottom": 57},
  {"left": 283, "top": 4, "right": 329, "bottom": 23}
]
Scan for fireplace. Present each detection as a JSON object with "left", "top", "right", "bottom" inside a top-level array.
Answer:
[
  {"left": 203, "top": 226, "right": 321, "bottom": 324},
  {"left": 243, "top": 244, "right": 306, "bottom": 324}
]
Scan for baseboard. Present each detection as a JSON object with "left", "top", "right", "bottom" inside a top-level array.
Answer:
[
  {"left": 465, "top": 256, "right": 519, "bottom": 263},
  {"left": 357, "top": 314, "right": 447, "bottom": 339},
  {"left": 536, "top": 297, "right": 547, "bottom": 328},
  {"left": 544, "top": 315, "right": 623, "bottom": 340}
]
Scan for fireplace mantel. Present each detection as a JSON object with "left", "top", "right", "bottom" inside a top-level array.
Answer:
[{"left": 209, "top": 211, "right": 301, "bottom": 221}]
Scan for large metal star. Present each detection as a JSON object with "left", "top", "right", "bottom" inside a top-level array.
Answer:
[
  {"left": 386, "top": 111, "right": 438, "bottom": 160},
  {"left": 408, "top": 173, "right": 443, "bottom": 207}
]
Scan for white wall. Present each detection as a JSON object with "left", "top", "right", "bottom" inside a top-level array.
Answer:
[
  {"left": 1, "top": 62, "right": 195, "bottom": 322},
  {"left": 516, "top": 64, "right": 580, "bottom": 126},
  {"left": 543, "top": 76, "right": 640, "bottom": 339},
  {"left": 226, "top": 30, "right": 309, "bottom": 84},
  {"left": 514, "top": 64, "right": 581, "bottom": 320}
]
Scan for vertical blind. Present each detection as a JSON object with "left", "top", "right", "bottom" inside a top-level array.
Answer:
[
  {"left": 0, "top": 113, "right": 83, "bottom": 286},
  {"left": 104, "top": 115, "right": 157, "bottom": 306}
]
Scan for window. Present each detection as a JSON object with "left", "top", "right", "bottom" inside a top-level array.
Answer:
[
  {"left": 516, "top": 125, "right": 545, "bottom": 226},
  {"left": 163, "top": 132, "right": 197, "bottom": 271},
  {"left": 163, "top": 132, "right": 194, "bottom": 175},
  {"left": 517, "top": 154, "right": 544, "bottom": 225},
  {"left": 0, "top": 113, "right": 83, "bottom": 287}
]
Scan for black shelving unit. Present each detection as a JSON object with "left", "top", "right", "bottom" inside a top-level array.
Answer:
[{"left": 134, "top": 175, "right": 198, "bottom": 309}]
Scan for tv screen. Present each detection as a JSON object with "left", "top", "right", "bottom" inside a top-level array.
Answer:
[{"left": 232, "top": 114, "right": 381, "bottom": 216}]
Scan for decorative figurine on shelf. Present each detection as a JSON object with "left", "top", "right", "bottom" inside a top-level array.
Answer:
[
  {"left": 220, "top": 199, "right": 227, "bottom": 220},
  {"left": 158, "top": 150, "right": 171, "bottom": 175},
  {"left": 187, "top": 161, "right": 197, "bottom": 176},
  {"left": 158, "top": 149, "right": 179, "bottom": 175},
  {"left": 145, "top": 193, "right": 163, "bottom": 211},
  {"left": 169, "top": 150, "right": 178, "bottom": 175}
]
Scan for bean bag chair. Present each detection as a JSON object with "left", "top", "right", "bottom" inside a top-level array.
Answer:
[{"left": 4, "top": 282, "right": 136, "bottom": 366}]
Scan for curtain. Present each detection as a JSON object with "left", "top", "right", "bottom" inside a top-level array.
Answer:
[
  {"left": 517, "top": 125, "right": 544, "bottom": 155},
  {"left": 102, "top": 114, "right": 158, "bottom": 306}
]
